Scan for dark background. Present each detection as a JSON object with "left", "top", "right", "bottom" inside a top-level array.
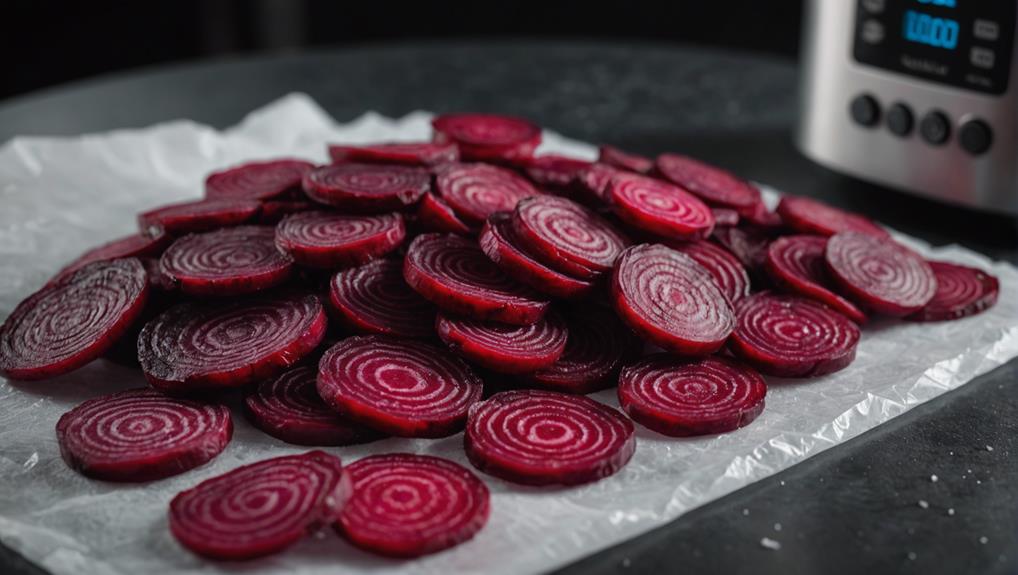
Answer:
[{"left": 1, "top": 1, "right": 803, "bottom": 100}]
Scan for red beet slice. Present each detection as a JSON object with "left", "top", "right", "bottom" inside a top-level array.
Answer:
[
  {"left": 245, "top": 366, "right": 381, "bottom": 446},
  {"left": 274, "top": 211, "right": 405, "bottom": 269},
  {"left": 169, "top": 451, "right": 350, "bottom": 560},
  {"left": 465, "top": 390, "right": 635, "bottom": 486},
  {"left": 435, "top": 163, "right": 541, "bottom": 227},
  {"left": 54, "top": 229, "right": 170, "bottom": 281},
  {"left": 138, "top": 293, "right": 327, "bottom": 393},
  {"left": 512, "top": 195, "right": 630, "bottom": 279},
  {"left": 160, "top": 226, "right": 293, "bottom": 296},
  {"left": 436, "top": 311, "right": 568, "bottom": 374},
  {"left": 907, "top": 261, "right": 999, "bottom": 322},
  {"left": 317, "top": 335, "right": 483, "bottom": 437},
  {"left": 205, "top": 159, "right": 315, "bottom": 202},
  {"left": 711, "top": 207, "right": 740, "bottom": 227},
  {"left": 608, "top": 173, "right": 715, "bottom": 241},
  {"left": 655, "top": 154, "right": 762, "bottom": 216},
  {"left": 256, "top": 199, "right": 316, "bottom": 224},
  {"left": 416, "top": 193, "right": 472, "bottom": 235},
  {"left": 329, "top": 259, "right": 436, "bottom": 339},
  {"left": 671, "top": 240, "right": 751, "bottom": 304},
  {"left": 765, "top": 235, "right": 867, "bottom": 324},
  {"left": 730, "top": 291, "right": 861, "bottom": 377},
  {"left": 328, "top": 141, "right": 459, "bottom": 166},
  {"left": 521, "top": 154, "right": 593, "bottom": 190},
  {"left": 743, "top": 201, "right": 784, "bottom": 228},
  {"left": 824, "top": 232, "right": 937, "bottom": 316},
  {"left": 432, "top": 113, "right": 541, "bottom": 162},
  {"left": 403, "top": 233, "right": 549, "bottom": 325},
  {"left": 302, "top": 163, "right": 430, "bottom": 212},
  {"left": 611, "top": 244, "right": 734, "bottom": 355},
  {"left": 56, "top": 388, "right": 231, "bottom": 481},
  {"left": 337, "top": 454, "right": 489, "bottom": 558},
  {"left": 712, "top": 226, "right": 774, "bottom": 272},
  {"left": 1, "top": 259, "right": 149, "bottom": 381},
  {"left": 479, "top": 212, "right": 595, "bottom": 299},
  {"left": 617, "top": 355, "right": 766, "bottom": 437},
  {"left": 598, "top": 145, "right": 653, "bottom": 174},
  {"left": 138, "top": 198, "right": 261, "bottom": 235},
  {"left": 777, "top": 195, "right": 889, "bottom": 238},
  {"left": 573, "top": 163, "right": 621, "bottom": 206}
]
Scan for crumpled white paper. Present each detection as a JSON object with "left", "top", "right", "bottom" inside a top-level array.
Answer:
[{"left": 1, "top": 93, "right": 1017, "bottom": 575}]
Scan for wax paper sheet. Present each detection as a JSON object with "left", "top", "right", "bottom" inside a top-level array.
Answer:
[{"left": 1, "top": 93, "right": 1017, "bottom": 575}]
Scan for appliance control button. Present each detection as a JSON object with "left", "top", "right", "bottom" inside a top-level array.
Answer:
[
  {"left": 861, "top": 19, "right": 885, "bottom": 44},
  {"left": 850, "top": 94, "right": 881, "bottom": 127},
  {"left": 973, "top": 19, "right": 999, "bottom": 41},
  {"left": 886, "top": 103, "right": 914, "bottom": 137},
  {"left": 959, "top": 119, "right": 993, "bottom": 155},
  {"left": 919, "top": 111, "right": 951, "bottom": 146},
  {"left": 970, "top": 47, "right": 995, "bottom": 69},
  {"left": 862, "top": 0, "right": 885, "bottom": 13}
]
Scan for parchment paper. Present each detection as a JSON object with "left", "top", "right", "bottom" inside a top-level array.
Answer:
[{"left": 1, "top": 93, "right": 1016, "bottom": 575}]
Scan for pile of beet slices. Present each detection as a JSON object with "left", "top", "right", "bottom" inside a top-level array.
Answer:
[{"left": 0, "top": 113, "right": 1001, "bottom": 561}]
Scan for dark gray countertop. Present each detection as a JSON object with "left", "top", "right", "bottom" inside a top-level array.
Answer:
[{"left": 1, "top": 41, "right": 1015, "bottom": 575}]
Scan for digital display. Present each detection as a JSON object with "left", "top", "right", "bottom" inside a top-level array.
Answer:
[
  {"left": 917, "top": 0, "right": 956, "bottom": 7},
  {"left": 903, "top": 10, "right": 959, "bottom": 49}
]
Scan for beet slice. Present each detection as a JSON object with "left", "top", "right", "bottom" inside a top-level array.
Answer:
[
  {"left": 618, "top": 355, "right": 766, "bottom": 436},
  {"left": 479, "top": 212, "right": 595, "bottom": 299},
  {"left": 573, "top": 163, "right": 621, "bottom": 206},
  {"left": 824, "top": 232, "right": 937, "bottom": 316},
  {"left": 711, "top": 226, "right": 774, "bottom": 273},
  {"left": 521, "top": 154, "right": 593, "bottom": 190},
  {"left": 56, "top": 388, "right": 231, "bottom": 481},
  {"left": 765, "top": 235, "right": 867, "bottom": 324},
  {"left": 907, "top": 261, "right": 999, "bottom": 322},
  {"left": 416, "top": 193, "right": 472, "bottom": 235},
  {"left": 302, "top": 163, "right": 430, "bottom": 212},
  {"left": 777, "top": 195, "right": 889, "bottom": 238},
  {"left": 138, "top": 293, "right": 327, "bottom": 393},
  {"left": 608, "top": 173, "right": 715, "bottom": 241},
  {"left": 328, "top": 141, "right": 459, "bottom": 166},
  {"left": 317, "top": 335, "right": 483, "bottom": 438},
  {"left": 138, "top": 198, "right": 261, "bottom": 235},
  {"left": 432, "top": 113, "right": 541, "bottom": 162},
  {"left": 611, "top": 244, "right": 734, "bottom": 355},
  {"left": 245, "top": 366, "right": 381, "bottom": 446},
  {"left": 465, "top": 390, "right": 635, "bottom": 486},
  {"left": 598, "top": 145, "right": 653, "bottom": 174},
  {"left": 436, "top": 311, "right": 568, "bottom": 374},
  {"left": 743, "top": 201, "right": 784, "bottom": 229},
  {"left": 512, "top": 195, "right": 630, "bottom": 279},
  {"left": 655, "top": 154, "right": 762, "bottom": 216},
  {"left": 671, "top": 240, "right": 751, "bottom": 304},
  {"left": 1, "top": 259, "right": 149, "bottom": 381},
  {"left": 160, "top": 226, "right": 293, "bottom": 296},
  {"left": 54, "top": 229, "right": 170, "bottom": 281},
  {"left": 274, "top": 211, "right": 405, "bottom": 269},
  {"left": 403, "top": 233, "right": 549, "bottom": 325},
  {"left": 329, "top": 258, "right": 435, "bottom": 339},
  {"left": 711, "top": 208, "right": 740, "bottom": 227},
  {"left": 337, "top": 453, "right": 489, "bottom": 558},
  {"left": 730, "top": 291, "right": 861, "bottom": 377},
  {"left": 256, "top": 199, "right": 316, "bottom": 224},
  {"left": 435, "top": 162, "right": 541, "bottom": 227},
  {"left": 169, "top": 451, "right": 350, "bottom": 560},
  {"left": 205, "top": 159, "right": 315, "bottom": 202}
]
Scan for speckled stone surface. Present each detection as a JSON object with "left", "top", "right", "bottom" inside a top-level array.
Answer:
[{"left": 0, "top": 41, "right": 1015, "bottom": 575}]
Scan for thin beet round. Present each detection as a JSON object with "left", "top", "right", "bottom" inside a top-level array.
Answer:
[
  {"left": 416, "top": 193, "right": 472, "bottom": 235},
  {"left": 465, "top": 390, "right": 635, "bottom": 486},
  {"left": 205, "top": 159, "right": 314, "bottom": 202},
  {"left": 598, "top": 145, "right": 653, "bottom": 174},
  {"left": 257, "top": 199, "right": 316, "bottom": 224},
  {"left": 160, "top": 226, "right": 293, "bottom": 296},
  {"left": 436, "top": 311, "right": 568, "bottom": 374},
  {"left": 671, "top": 240, "right": 751, "bottom": 304},
  {"left": 328, "top": 141, "right": 459, "bottom": 166},
  {"left": 435, "top": 163, "right": 541, "bottom": 226},
  {"left": 54, "top": 229, "right": 170, "bottom": 281},
  {"left": 138, "top": 198, "right": 261, "bottom": 235},
  {"left": 522, "top": 155, "right": 593, "bottom": 191},
  {"left": 711, "top": 226, "right": 774, "bottom": 273},
  {"left": 56, "top": 388, "right": 232, "bottom": 481},
  {"left": 825, "top": 232, "right": 937, "bottom": 316},
  {"left": 329, "top": 258, "right": 436, "bottom": 339},
  {"left": 765, "top": 235, "right": 867, "bottom": 324},
  {"left": 907, "top": 261, "right": 999, "bottom": 322},
  {"left": 618, "top": 355, "right": 766, "bottom": 436},
  {"left": 432, "top": 113, "right": 541, "bottom": 162},
  {"left": 302, "top": 163, "right": 430, "bottom": 212},
  {"left": 777, "top": 195, "right": 889, "bottom": 238},
  {"left": 275, "top": 211, "right": 405, "bottom": 269},
  {"left": 655, "top": 154, "right": 763, "bottom": 216},
  {"left": 573, "top": 163, "right": 621, "bottom": 206},
  {"left": 608, "top": 173, "right": 715, "bottom": 241},
  {"left": 711, "top": 208, "right": 740, "bottom": 227},
  {"left": 337, "top": 454, "right": 489, "bottom": 558}
]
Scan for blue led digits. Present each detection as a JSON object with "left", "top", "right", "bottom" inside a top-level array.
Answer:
[
  {"left": 917, "top": 0, "right": 956, "bottom": 7},
  {"left": 904, "top": 10, "right": 960, "bottom": 49}
]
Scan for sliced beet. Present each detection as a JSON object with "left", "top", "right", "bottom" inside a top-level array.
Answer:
[
  {"left": 436, "top": 311, "right": 568, "bottom": 374},
  {"left": 54, "top": 229, "right": 170, "bottom": 281},
  {"left": 403, "top": 233, "right": 549, "bottom": 325},
  {"left": 432, "top": 113, "right": 541, "bottom": 162},
  {"left": 907, "top": 261, "right": 999, "bottom": 322},
  {"left": 56, "top": 388, "right": 232, "bottom": 481},
  {"left": 138, "top": 198, "right": 261, "bottom": 235},
  {"left": 205, "top": 159, "right": 315, "bottom": 202},
  {"left": 711, "top": 226, "right": 773, "bottom": 272},
  {"left": 598, "top": 145, "right": 653, "bottom": 174},
  {"left": 608, "top": 173, "right": 715, "bottom": 241},
  {"left": 138, "top": 293, "right": 327, "bottom": 393},
  {"left": 765, "top": 235, "right": 867, "bottom": 324},
  {"left": 671, "top": 240, "right": 751, "bottom": 304},
  {"left": 416, "top": 193, "right": 472, "bottom": 235},
  {"left": 274, "top": 211, "right": 405, "bottom": 269},
  {"left": 245, "top": 366, "right": 381, "bottom": 446},
  {"left": 1, "top": 259, "right": 149, "bottom": 381},
  {"left": 317, "top": 335, "right": 483, "bottom": 437},
  {"left": 302, "top": 163, "right": 430, "bottom": 212},
  {"left": 160, "top": 226, "right": 293, "bottom": 296},
  {"left": 479, "top": 212, "right": 595, "bottom": 299},
  {"left": 824, "top": 232, "right": 937, "bottom": 316},
  {"left": 655, "top": 154, "right": 762, "bottom": 216},
  {"left": 742, "top": 201, "right": 784, "bottom": 229},
  {"left": 337, "top": 454, "right": 489, "bottom": 558},
  {"left": 611, "top": 244, "right": 734, "bottom": 355},
  {"left": 329, "top": 258, "right": 435, "bottom": 339},
  {"left": 777, "top": 195, "right": 889, "bottom": 238},
  {"left": 465, "top": 390, "right": 635, "bottom": 486},
  {"left": 521, "top": 154, "right": 593, "bottom": 190},
  {"left": 573, "top": 163, "right": 621, "bottom": 206},
  {"left": 328, "top": 141, "right": 459, "bottom": 166},
  {"left": 710, "top": 207, "right": 740, "bottom": 227},
  {"left": 434, "top": 162, "right": 541, "bottom": 227},
  {"left": 730, "top": 291, "right": 860, "bottom": 377},
  {"left": 618, "top": 355, "right": 766, "bottom": 437},
  {"left": 169, "top": 451, "right": 350, "bottom": 560},
  {"left": 256, "top": 199, "right": 316, "bottom": 224}
]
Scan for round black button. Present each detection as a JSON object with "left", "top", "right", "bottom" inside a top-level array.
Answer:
[
  {"left": 886, "top": 102, "right": 913, "bottom": 137},
  {"left": 850, "top": 94, "right": 881, "bottom": 127},
  {"left": 959, "top": 119, "right": 993, "bottom": 155},
  {"left": 919, "top": 110, "right": 951, "bottom": 145}
]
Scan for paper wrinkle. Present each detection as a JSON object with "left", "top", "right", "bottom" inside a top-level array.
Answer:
[{"left": 1, "top": 93, "right": 1017, "bottom": 575}]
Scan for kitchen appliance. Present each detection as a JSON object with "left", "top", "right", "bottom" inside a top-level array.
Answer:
[{"left": 797, "top": 0, "right": 1017, "bottom": 214}]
